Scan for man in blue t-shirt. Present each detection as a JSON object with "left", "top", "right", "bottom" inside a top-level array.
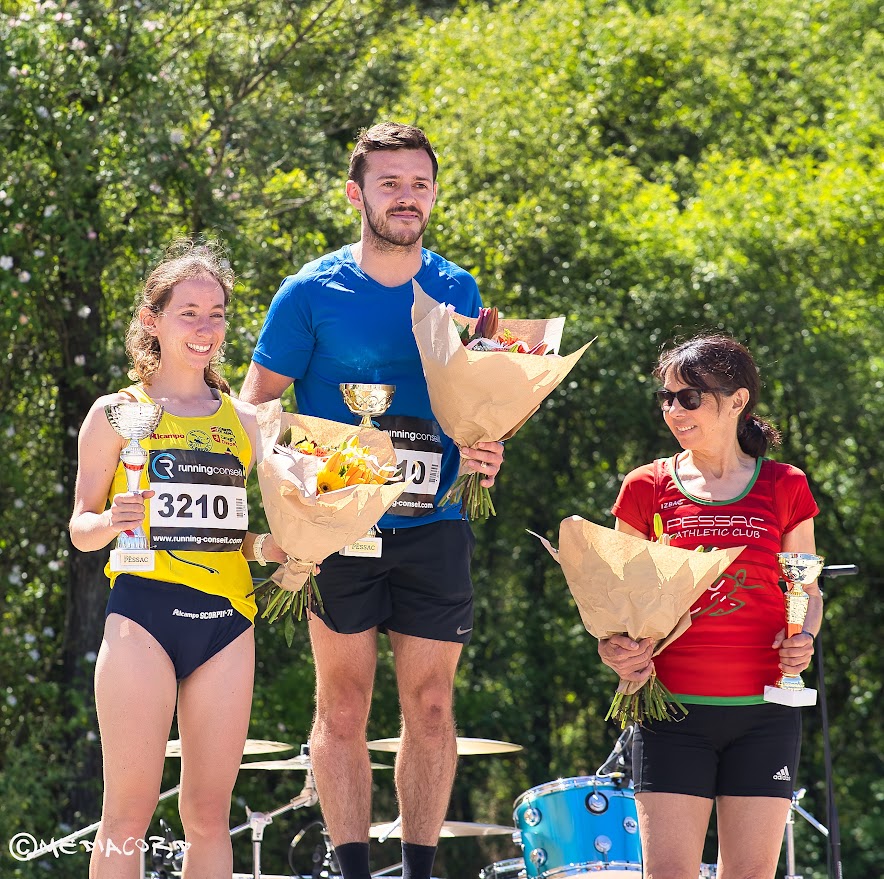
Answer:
[{"left": 241, "top": 122, "right": 504, "bottom": 879}]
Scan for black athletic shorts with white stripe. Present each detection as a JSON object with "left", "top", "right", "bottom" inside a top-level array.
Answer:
[
  {"left": 632, "top": 702, "right": 801, "bottom": 799},
  {"left": 309, "top": 519, "right": 476, "bottom": 643}
]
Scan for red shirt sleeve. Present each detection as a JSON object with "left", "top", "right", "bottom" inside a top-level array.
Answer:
[
  {"left": 771, "top": 461, "right": 820, "bottom": 533},
  {"left": 610, "top": 462, "right": 657, "bottom": 537}
]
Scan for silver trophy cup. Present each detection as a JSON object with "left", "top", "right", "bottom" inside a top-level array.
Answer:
[
  {"left": 105, "top": 401, "right": 164, "bottom": 572},
  {"left": 340, "top": 383, "right": 396, "bottom": 429},
  {"left": 764, "top": 551, "right": 824, "bottom": 707}
]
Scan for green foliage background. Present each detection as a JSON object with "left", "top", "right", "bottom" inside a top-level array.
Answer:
[{"left": 1, "top": 1, "right": 881, "bottom": 877}]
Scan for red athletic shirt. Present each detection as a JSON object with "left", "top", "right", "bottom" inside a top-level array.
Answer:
[{"left": 611, "top": 457, "right": 819, "bottom": 703}]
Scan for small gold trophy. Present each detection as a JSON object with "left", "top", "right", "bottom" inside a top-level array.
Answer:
[
  {"left": 338, "top": 383, "right": 396, "bottom": 558},
  {"left": 340, "top": 383, "right": 396, "bottom": 429},
  {"left": 764, "top": 551, "right": 824, "bottom": 707},
  {"left": 105, "top": 401, "right": 164, "bottom": 572}
]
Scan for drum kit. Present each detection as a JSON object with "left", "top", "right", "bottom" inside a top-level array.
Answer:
[
  {"left": 22, "top": 728, "right": 825, "bottom": 879},
  {"left": 147, "top": 727, "right": 701, "bottom": 879}
]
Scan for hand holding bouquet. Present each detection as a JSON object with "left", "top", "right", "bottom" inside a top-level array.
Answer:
[
  {"left": 412, "top": 283, "right": 592, "bottom": 519},
  {"left": 255, "top": 402, "right": 409, "bottom": 644},
  {"left": 531, "top": 517, "right": 744, "bottom": 727}
]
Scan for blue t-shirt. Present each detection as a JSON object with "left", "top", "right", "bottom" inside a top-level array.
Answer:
[{"left": 253, "top": 245, "right": 482, "bottom": 528}]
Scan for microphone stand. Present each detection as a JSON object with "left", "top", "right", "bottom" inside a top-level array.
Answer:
[
  {"left": 229, "top": 744, "right": 319, "bottom": 879},
  {"left": 815, "top": 564, "right": 857, "bottom": 879}
]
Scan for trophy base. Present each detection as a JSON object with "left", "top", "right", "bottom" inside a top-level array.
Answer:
[
  {"left": 764, "top": 685, "right": 818, "bottom": 707},
  {"left": 110, "top": 549, "right": 156, "bottom": 572}
]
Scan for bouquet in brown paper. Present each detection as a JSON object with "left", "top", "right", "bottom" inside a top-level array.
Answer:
[
  {"left": 530, "top": 516, "right": 744, "bottom": 727},
  {"left": 255, "top": 401, "right": 410, "bottom": 644},
  {"left": 412, "top": 283, "right": 592, "bottom": 519}
]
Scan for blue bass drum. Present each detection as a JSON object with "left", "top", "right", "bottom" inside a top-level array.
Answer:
[{"left": 513, "top": 776, "right": 641, "bottom": 878}]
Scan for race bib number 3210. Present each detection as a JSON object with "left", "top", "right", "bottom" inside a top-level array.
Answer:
[{"left": 147, "top": 449, "right": 248, "bottom": 551}]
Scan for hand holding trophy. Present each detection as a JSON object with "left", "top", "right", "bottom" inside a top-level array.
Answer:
[
  {"left": 105, "top": 401, "right": 164, "bottom": 572},
  {"left": 764, "top": 551, "right": 824, "bottom": 707}
]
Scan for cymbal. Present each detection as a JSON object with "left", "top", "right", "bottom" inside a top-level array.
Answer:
[
  {"left": 165, "top": 738, "right": 293, "bottom": 758},
  {"left": 370, "top": 820, "right": 515, "bottom": 839},
  {"left": 239, "top": 755, "right": 393, "bottom": 771},
  {"left": 367, "top": 736, "right": 523, "bottom": 755}
]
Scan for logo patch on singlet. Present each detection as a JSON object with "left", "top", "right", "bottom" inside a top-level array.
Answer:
[
  {"left": 211, "top": 426, "right": 238, "bottom": 448},
  {"left": 186, "top": 429, "right": 213, "bottom": 452}
]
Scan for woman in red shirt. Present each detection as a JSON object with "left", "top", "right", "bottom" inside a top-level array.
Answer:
[{"left": 600, "top": 334, "right": 820, "bottom": 879}]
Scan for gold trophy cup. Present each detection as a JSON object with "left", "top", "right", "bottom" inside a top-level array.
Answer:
[
  {"left": 105, "top": 401, "right": 164, "bottom": 572},
  {"left": 764, "top": 551, "right": 824, "bottom": 707},
  {"left": 337, "top": 383, "right": 396, "bottom": 558},
  {"left": 340, "top": 383, "right": 396, "bottom": 429}
]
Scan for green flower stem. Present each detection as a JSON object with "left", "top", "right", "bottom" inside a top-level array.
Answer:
[
  {"left": 442, "top": 471, "right": 497, "bottom": 520},
  {"left": 249, "top": 572, "right": 324, "bottom": 647},
  {"left": 605, "top": 673, "right": 688, "bottom": 729}
]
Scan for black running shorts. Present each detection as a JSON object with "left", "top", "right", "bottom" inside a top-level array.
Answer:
[
  {"left": 310, "top": 519, "right": 476, "bottom": 643},
  {"left": 632, "top": 702, "right": 801, "bottom": 799}
]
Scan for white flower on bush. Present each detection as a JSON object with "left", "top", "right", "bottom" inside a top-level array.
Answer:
[
  {"left": 18, "top": 270, "right": 30, "bottom": 282},
  {"left": 0, "top": 256, "right": 12, "bottom": 270}
]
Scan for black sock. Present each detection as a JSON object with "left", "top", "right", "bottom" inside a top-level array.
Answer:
[
  {"left": 402, "top": 841, "right": 437, "bottom": 879},
  {"left": 333, "top": 841, "right": 372, "bottom": 879}
]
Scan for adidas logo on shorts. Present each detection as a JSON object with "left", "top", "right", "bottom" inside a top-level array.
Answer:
[{"left": 772, "top": 765, "right": 792, "bottom": 781}]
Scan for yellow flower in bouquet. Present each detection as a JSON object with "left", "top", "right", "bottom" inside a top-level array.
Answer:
[{"left": 253, "top": 405, "right": 409, "bottom": 645}]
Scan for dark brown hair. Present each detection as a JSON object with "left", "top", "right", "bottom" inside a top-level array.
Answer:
[
  {"left": 126, "top": 238, "right": 234, "bottom": 393},
  {"left": 348, "top": 122, "right": 439, "bottom": 188},
  {"left": 654, "top": 334, "right": 781, "bottom": 458}
]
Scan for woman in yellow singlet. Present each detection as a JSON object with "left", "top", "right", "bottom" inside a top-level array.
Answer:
[{"left": 69, "top": 240, "right": 286, "bottom": 879}]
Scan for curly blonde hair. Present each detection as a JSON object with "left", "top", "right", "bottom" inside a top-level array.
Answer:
[{"left": 126, "top": 238, "right": 234, "bottom": 393}]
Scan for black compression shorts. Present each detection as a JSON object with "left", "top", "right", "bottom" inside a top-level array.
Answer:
[{"left": 632, "top": 702, "right": 801, "bottom": 799}]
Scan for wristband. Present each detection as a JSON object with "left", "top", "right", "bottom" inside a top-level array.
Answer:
[
  {"left": 801, "top": 629, "right": 816, "bottom": 643},
  {"left": 253, "top": 532, "right": 270, "bottom": 566}
]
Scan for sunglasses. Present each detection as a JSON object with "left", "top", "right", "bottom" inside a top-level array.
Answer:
[{"left": 654, "top": 387, "right": 723, "bottom": 410}]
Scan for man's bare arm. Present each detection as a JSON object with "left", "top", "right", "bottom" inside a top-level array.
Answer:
[{"left": 239, "top": 361, "right": 295, "bottom": 405}]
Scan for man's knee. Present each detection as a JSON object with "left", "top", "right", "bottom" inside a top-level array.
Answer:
[
  {"left": 400, "top": 678, "right": 455, "bottom": 734},
  {"left": 314, "top": 685, "right": 373, "bottom": 742}
]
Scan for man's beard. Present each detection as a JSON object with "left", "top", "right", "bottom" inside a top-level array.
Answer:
[{"left": 363, "top": 199, "right": 429, "bottom": 251}]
